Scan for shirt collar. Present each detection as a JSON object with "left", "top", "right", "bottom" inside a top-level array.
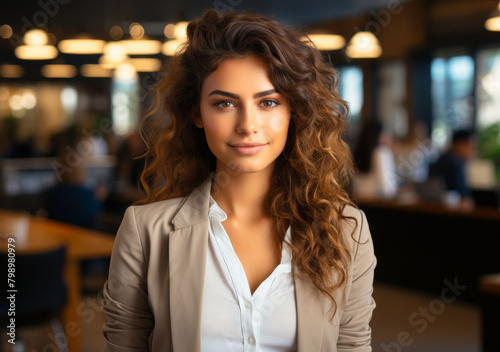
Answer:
[{"left": 209, "top": 195, "right": 292, "bottom": 269}]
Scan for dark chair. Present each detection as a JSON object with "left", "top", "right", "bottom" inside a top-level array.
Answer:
[{"left": 0, "top": 246, "right": 68, "bottom": 351}]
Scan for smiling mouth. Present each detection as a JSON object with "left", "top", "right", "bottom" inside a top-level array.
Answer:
[{"left": 228, "top": 143, "right": 267, "bottom": 155}]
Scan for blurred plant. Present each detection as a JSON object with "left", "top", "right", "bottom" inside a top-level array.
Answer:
[{"left": 477, "top": 122, "right": 500, "bottom": 160}]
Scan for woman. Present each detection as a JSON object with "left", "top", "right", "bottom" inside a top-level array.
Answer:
[
  {"left": 102, "top": 9, "right": 376, "bottom": 352},
  {"left": 352, "top": 119, "right": 397, "bottom": 200}
]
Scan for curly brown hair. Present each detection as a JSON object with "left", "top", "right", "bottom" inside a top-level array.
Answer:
[{"left": 137, "top": 8, "right": 358, "bottom": 319}]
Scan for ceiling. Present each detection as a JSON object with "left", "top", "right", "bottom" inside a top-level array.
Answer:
[{"left": 2, "top": 0, "right": 410, "bottom": 35}]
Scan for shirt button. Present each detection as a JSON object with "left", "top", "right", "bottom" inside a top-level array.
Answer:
[
  {"left": 248, "top": 337, "right": 255, "bottom": 345},
  {"left": 245, "top": 302, "right": 251, "bottom": 309}
]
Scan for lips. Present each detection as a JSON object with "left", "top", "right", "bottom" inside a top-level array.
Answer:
[{"left": 228, "top": 142, "right": 267, "bottom": 155}]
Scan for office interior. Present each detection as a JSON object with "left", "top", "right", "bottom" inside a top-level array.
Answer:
[{"left": 1, "top": 0, "right": 500, "bottom": 351}]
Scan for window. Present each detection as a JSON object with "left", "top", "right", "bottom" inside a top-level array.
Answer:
[
  {"left": 336, "top": 66, "right": 363, "bottom": 137},
  {"left": 431, "top": 53, "right": 475, "bottom": 149},
  {"left": 377, "top": 61, "right": 408, "bottom": 138}
]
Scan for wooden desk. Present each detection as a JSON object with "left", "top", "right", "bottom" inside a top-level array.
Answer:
[{"left": 0, "top": 210, "right": 115, "bottom": 352}]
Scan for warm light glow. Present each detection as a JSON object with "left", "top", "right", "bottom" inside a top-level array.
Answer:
[
  {"left": 114, "top": 62, "right": 137, "bottom": 82},
  {"left": 305, "top": 34, "right": 345, "bottom": 51},
  {"left": 80, "top": 64, "right": 113, "bottom": 77},
  {"left": 15, "top": 45, "right": 58, "bottom": 60},
  {"left": 41, "top": 64, "right": 77, "bottom": 78},
  {"left": 129, "top": 58, "right": 162, "bottom": 72},
  {"left": 21, "top": 91, "right": 37, "bottom": 109},
  {"left": 485, "top": 16, "right": 500, "bottom": 31},
  {"left": 346, "top": 31, "right": 382, "bottom": 59},
  {"left": 24, "top": 29, "right": 49, "bottom": 45},
  {"left": 0, "top": 64, "right": 24, "bottom": 78},
  {"left": 174, "top": 21, "right": 189, "bottom": 40},
  {"left": 129, "top": 23, "right": 145, "bottom": 39},
  {"left": 120, "top": 39, "right": 162, "bottom": 55},
  {"left": 99, "top": 42, "right": 128, "bottom": 68},
  {"left": 0, "top": 24, "right": 13, "bottom": 39},
  {"left": 9, "top": 95, "right": 23, "bottom": 111},
  {"left": 485, "top": 2, "right": 500, "bottom": 31},
  {"left": 162, "top": 39, "right": 187, "bottom": 56},
  {"left": 58, "top": 38, "right": 105, "bottom": 54},
  {"left": 164, "top": 23, "right": 176, "bottom": 38},
  {"left": 109, "top": 26, "right": 123, "bottom": 40}
]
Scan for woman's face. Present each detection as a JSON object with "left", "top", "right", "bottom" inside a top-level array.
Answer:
[{"left": 197, "top": 55, "right": 291, "bottom": 175}]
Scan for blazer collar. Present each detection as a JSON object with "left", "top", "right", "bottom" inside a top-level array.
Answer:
[{"left": 171, "top": 173, "right": 214, "bottom": 229}]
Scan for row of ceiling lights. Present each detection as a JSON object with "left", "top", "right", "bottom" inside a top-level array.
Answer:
[
  {"left": 11, "top": 1, "right": 500, "bottom": 80},
  {"left": 1, "top": 0, "right": 500, "bottom": 78}
]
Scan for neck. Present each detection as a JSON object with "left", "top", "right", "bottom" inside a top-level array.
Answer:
[{"left": 211, "top": 161, "right": 274, "bottom": 221}]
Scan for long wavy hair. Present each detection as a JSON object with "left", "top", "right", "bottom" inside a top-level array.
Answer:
[{"left": 137, "top": 8, "right": 358, "bottom": 319}]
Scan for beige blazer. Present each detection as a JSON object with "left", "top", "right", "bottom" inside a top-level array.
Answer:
[{"left": 102, "top": 175, "right": 376, "bottom": 351}]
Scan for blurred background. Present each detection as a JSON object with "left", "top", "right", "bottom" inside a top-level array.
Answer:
[{"left": 1, "top": 0, "right": 500, "bottom": 351}]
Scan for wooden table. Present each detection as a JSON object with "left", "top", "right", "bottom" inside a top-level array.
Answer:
[{"left": 0, "top": 209, "right": 115, "bottom": 352}]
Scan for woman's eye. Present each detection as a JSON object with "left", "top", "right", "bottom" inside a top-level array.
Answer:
[
  {"left": 260, "top": 99, "right": 279, "bottom": 108},
  {"left": 215, "top": 100, "right": 235, "bottom": 108}
]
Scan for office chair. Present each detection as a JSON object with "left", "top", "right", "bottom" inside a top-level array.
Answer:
[{"left": 0, "top": 246, "right": 68, "bottom": 352}]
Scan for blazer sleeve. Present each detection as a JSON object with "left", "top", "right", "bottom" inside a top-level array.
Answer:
[
  {"left": 337, "top": 209, "right": 377, "bottom": 352},
  {"left": 101, "top": 206, "right": 154, "bottom": 351}
]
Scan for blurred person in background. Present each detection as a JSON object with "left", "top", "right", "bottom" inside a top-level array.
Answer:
[
  {"left": 353, "top": 119, "right": 398, "bottom": 200},
  {"left": 43, "top": 142, "right": 106, "bottom": 228},
  {"left": 429, "top": 129, "right": 476, "bottom": 203}
]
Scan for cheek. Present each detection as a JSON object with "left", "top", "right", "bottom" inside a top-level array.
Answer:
[
  {"left": 201, "top": 117, "right": 230, "bottom": 143},
  {"left": 266, "top": 113, "right": 290, "bottom": 139}
]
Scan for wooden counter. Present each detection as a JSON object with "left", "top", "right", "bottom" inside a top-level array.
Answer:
[{"left": 357, "top": 198, "right": 500, "bottom": 303}]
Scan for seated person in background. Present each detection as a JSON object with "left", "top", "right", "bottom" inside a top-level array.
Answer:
[
  {"left": 44, "top": 146, "right": 105, "bottom": 228},
  {"left": 352, "top": 119, "right": 398, "bottom": 199},
  {"left": 429, "top": 129, "right": 476, "bottom": 202}
]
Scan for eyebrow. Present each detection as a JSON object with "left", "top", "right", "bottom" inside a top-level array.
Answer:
[{"left": 208, "top": 89, "right": 278, "bottom": 99}]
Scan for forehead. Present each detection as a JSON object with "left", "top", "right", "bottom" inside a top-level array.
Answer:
[{"left": 201, "top": 56, "right": 275, "bottom": 94}]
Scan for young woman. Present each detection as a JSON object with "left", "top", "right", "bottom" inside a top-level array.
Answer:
[{"left": 102, "top": 8, "right": 376, "bottom": 352}]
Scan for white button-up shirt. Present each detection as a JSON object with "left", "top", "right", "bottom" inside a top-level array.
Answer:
[{"left": 201, "top": 195, "right": 297, "bottom": 352}]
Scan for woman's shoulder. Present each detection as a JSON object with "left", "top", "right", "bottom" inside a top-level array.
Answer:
[
  {"left": 339, "top": 204, "right": 372, "bottom": 254},
  {"left": 119, "top": 195, "right": 191, "bottom": 239}
]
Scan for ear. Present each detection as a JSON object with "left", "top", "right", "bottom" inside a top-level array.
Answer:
[
  {"left": 193, "top": 116, "right": 204, "bottom": 128},
  {"left": 191, "top": 107, "right": 204, "bottom": 128}
]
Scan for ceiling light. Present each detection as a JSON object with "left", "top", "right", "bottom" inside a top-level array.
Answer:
[
  {"left": 129, "top": 23, "right": 145, "bottom": 39},
  {"left": 114, "top": 62, "right": 137, "bottom": 82},
  {"left": 109, "top": 26, "right": 123, "bottom": 40},
  {"left": 346, "top": 31, "right": 382, "bottom": 59},
  {"left": 162, "top": 39, "right": 187, "bottom": 56},
  {"left": 129, "top": 58, "right": 162, "bottom": 72},
  {"left": 0, "top": 24, "right": 13, "bottom": 39},
  {"left": 164, "top": 23, "right": 176, "bottom": 38},
  {"left": 120, "top": 38, "right": 162, "bottom": 55},
  {"left": 15, "top": 45, "right": 58, "bottom": 60},
  {"left": 99, "top": 42, "right": 128, "bottom": 68},
  {"left": 174, "top": 21, "right": 189, "bottom": 40},
  {"left": 41, "top": 64, "right": 77, "bottom": 78},
  {"left": 24, "top": 29, "right": 48, "bottom": 45},
  {"left": 15, "top": 29, "right": 58, "bottom": 60},
  {"left": 80, "top": 64, "right": 113, "bottom": 78},
  {"left": 58, "top": 36, "right": 105, "bottom": 54},
  {"left": 485, "top": 1, "right": 500, "bottom": 31},
  {"left": 0, "top": 64, "right": 24, "bottom": 78},
  {"left": 305, "top": 34, "right": 345, "bottom": 51}
]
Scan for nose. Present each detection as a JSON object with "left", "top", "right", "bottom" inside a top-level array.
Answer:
[{"left": 235, "top": 104, "right": 259, "bottom": 135}]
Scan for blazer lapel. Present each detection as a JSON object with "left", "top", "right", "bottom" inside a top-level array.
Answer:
[
  {"left": 168, "top": 176, "right": 213, "bottom": 352},
  {"left": 295, "top": 274, "right": 326, "bottom": 352}
]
